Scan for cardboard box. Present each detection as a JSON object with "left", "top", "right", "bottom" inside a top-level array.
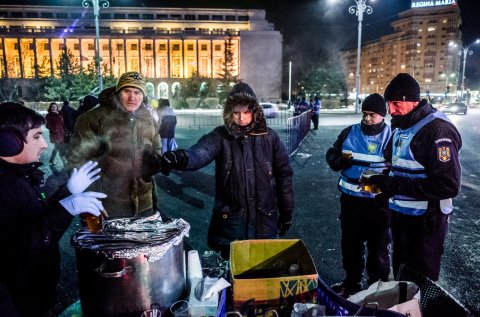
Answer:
[{"left": 230, "top": 239, "right": 318, "bottom": 315}]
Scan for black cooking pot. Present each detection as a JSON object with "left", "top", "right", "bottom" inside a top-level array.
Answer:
[{"left": 71, "top": 217, "right": 190, "bottom": 317}]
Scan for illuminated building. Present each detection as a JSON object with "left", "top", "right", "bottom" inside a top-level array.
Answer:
[
  {"left": 341, "top": 3, "right": 461, "bottom": 98},
  {"left": 0, "top": 5, "right": 282, "bottom": 100}
]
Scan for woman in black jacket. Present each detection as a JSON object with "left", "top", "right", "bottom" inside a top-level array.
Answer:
[{"left": 160, "top": 83, "right": 294, "bottom": 258}]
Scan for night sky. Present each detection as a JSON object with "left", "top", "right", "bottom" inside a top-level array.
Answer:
[{"left": 2, "top": 0, "right": 480, "bottom": 86}]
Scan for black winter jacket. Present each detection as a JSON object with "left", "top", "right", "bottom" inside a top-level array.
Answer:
[
  {"left": 0, "top": 159, "right": 73, "bottom": 316},
  {"left": 185, "top": 125, "right": 294, "bottom": 256},
  {"left": 385, "top": 100, "right": 462, "bottom": 205}
]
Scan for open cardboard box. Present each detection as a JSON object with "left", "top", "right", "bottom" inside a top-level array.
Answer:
[{"left": 230, "top": 239, "right": 318, "bottom": 315}]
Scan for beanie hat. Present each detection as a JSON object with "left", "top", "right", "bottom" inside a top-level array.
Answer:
[
  {"left": 362, "top": 93, "right": 387, "bottom": 117},
  {"left": 384, "top": 73, "right": 420, "bottom": 102},
  {"left": 83, "top": 95, "right": 99, "bottom": 109},
  {"left": 116, "top": 71, "right": 146, "bottom": 96},
  {"left": 227, "top": 82, "right": 257, "bottom": 103}
]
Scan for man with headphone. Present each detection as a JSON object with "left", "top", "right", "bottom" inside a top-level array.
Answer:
[{"left": 0, "top": 102, "right": 106, "bottom": 316}]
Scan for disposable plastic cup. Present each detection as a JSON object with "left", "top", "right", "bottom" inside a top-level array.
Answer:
[
  {"left": 187, "top": 250, "right": 203, "bottom": 280},
  {"left": 140, "top": 308, "right": 161, "bottom": 317},
  {"left": 82, "top": 213, "right": 103, "bottom": 233},
  {"left": 170, "top": 300, "right": 190, "bottom": 317},
  {"left": 342, "top": 150, "right": 353, "bottom": 159}
]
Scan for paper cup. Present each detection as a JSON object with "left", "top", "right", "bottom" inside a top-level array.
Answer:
[{"left": 187, "top": 250, "right": 203, "bottom": 280}]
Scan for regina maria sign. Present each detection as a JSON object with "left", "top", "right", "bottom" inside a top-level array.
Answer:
[{"left": 411, "top": 0, "right": 457, "bottom": 8}]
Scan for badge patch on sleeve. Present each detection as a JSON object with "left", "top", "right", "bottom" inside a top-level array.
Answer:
[{"left": 437, "top": 145, "right": 451, "bottom": 162}]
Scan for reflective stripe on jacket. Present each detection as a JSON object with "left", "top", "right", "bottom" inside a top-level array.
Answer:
[
  {"left": 339, "top": 123, "right": 391, "bottom": 198},
  {"left": 389, "top": 111, "right": 453, "bottom": 215}
]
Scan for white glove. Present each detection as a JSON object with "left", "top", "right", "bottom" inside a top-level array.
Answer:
[
  {"left": 67, "top": 161, "right": 101, "bottom": 194},
  {"left": 60, "top": 192, "right": 107, "bottom": 217}
]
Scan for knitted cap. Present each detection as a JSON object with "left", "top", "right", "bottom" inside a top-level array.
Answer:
[
  {"left": 227, "top": 82, "right": 257, "bottom": 102},
  {"left": 362, "top": 93, "right": 387, "bottom": 117},
  {"left": 83, "top": 95, "right": 99, "bottom": 108},
  {"left": 116, "top": 71, "right": 146, "bottom": 96},
  {"left": 384, "top": 73, "right": 420, "bottom": 102}
]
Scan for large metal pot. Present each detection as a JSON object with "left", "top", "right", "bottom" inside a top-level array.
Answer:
[{"left": 71, "top": 218, "right": 190, "bottom": 317}]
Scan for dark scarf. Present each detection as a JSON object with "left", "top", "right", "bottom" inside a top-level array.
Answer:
[
  {"left": 229, "top": 121, "right": 257, "bottom": 139},
  {"left": 361, "top": 120, "right": 386, "bottom": 136},
  {"left": 391, "top": 99, "right": 433, "bottom": 130}
]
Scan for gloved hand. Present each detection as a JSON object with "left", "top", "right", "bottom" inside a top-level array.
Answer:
[
  {"left": 141, "top": 146, "right": 162, "bottom": 179},
  {"left": 59, "top": 192, "right": 107, "bottom": 216},
  {"left": 67, "top": 161, "right": 101, "bottom": 194},
  {"left": 278, "top": 218, "right": 292, "bottom": 237},
  {"left": 365, "top": 174, "right": 397, "bottom": 198},
  {"left": 160, "top": 149, "right": 189, "bottom": 176},
  {"left": 338, "top": 155, "right": 353, "bottom": 170}
]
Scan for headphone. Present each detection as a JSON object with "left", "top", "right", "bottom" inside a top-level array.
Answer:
[{"left": 0, "top": 129, "right": 24, "bottom": 157}]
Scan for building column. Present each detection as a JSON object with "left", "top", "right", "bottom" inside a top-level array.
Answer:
[
  {"left": 78, "top": 38, "right": 83, "bottom": 73},
  {"left": 33, "top": 37, "right": 38, "bottom": 78},
  {"left": 108, "top": 38, "right": 113, "bottom": 77},
  {"left": 2, "top": 37, "right": 8, "bottom": 78},
  {"left": 123, "top": 37, "right": 127, "bottom": 72},
  {"left": 48, "top": 38, "right": 53, "bottom": 76},
  {"left": 153, "top": 38, "right": 157, "bottom": 79},
  {"left": 167, "top": 39, "right": 171, "bottom": 79},
  {"left": 17, "top": 37, "right": 24, "bottom": 79},
  {"left": 138, "top": 38, "right": 142, "bottom": 75}
]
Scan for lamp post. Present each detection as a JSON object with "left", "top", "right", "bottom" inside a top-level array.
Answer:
[
  {"left": 441, "top": 73, "right": 455, "bottom": 101},
  {"left": 458, "top": 38, "right": 480, "bottom": 100},
  {"left": 349, "top": 0, "right": 372, "bottom": 114},
  {"left": 82, "top": 0, "right": 110, "bottom": 92}
]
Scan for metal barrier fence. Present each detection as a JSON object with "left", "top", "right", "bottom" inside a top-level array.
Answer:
[
  {"left": 176, "top": 110, "right": 310, "bottom": 157},
  {"left": 176, "top": 110, "right": 292, "bottom": 129},
  {"left": 285, "top": 111, "right": 311, "bottom": 156}
]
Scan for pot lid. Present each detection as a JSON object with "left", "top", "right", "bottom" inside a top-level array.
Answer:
[{"left": 71, "top": 217, "right": 190, "bottom": 262}]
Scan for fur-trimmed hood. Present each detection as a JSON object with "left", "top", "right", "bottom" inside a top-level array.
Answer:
[{"left": 222, "top": 83, "right": 267, "bottom": 137}]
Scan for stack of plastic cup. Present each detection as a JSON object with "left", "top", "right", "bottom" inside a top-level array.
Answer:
[{"left": 187, "top": 250, "right": 203, "bottom": 283}]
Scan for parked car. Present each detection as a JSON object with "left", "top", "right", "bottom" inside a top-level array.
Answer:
[
  {"left": 441, "top": 102, "right": 468, "bottom": 115},
  {"left": 259, "top": 102, "right": 279, "bottom": 118}
]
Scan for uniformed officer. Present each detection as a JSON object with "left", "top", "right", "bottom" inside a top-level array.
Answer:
[
  {"left": 326, "top": 93, "right": 392, "bottom": 296},
  {"left": 363, "top": 73, "right": 462, "bottom": 281}
]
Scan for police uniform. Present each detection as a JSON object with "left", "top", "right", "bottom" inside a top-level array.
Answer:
[
  {"left": 326, "top": 93, "right": 392, "bottom": 294},
  {"left": 374, "top": 73, "right": 462, "bottom": 281}
]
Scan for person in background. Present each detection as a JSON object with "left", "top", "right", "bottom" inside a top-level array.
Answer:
[
  {"left": 294, "top": 96, "right": 309, "bottom": 116},
  {"left": 68, "top": 71, "right": 163, "bottom": 219},
  {"left": 326, "top": 93, "right": 392, "bottom": 297},
  {"left": 363, "top": 73, "right": 462, "bottom": 281},
  {"left": 74, "top": 95, "right": 99, "bottom": 124},
  {"left": 0, "top": 102, "right": 105, "bottom": 317},
  {"left": 61, "top": 100, "right": 75, "bottom": 143},
  {"left": 45, "top": 102, "right": 67, "bottom": 166},
  {"left": 159, "top": 82, "right": 294, "bottom": 259},
  {"left": 310, "top": 96, "right": 321, "bottom": 130},
  {"left": 157, "top": 98, "right": 177, "bottom": 154}
]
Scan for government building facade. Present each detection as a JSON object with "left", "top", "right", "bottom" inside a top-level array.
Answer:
[
  {"left": 0, "top": 5, "right": 283, "bottom": 101},
  {"left": 341, "top": 2, "right": 462, "bottom": 99}
]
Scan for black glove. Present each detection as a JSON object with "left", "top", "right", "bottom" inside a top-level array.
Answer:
[
  {"left": 278, "top": 219, "right": 292, "bottom": 237},
  {"left": 367, "top": 174, "right": 397, "bottom": 198},
  {"left": 338, "top": 155, "right": 353, "bottom": 170},
  {"left": 141, "top": 147, "right": 162, "bottom": 179},
  {"left": 160, "top": 149, "right": 189, "bottom": 176}
]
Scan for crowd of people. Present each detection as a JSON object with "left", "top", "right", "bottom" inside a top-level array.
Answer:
[
  {"left": 0, "top": 71, "right": 463, "bottom": 316},
  {"left": 293, "top": 95, "right": 321, "bottom": 129}
]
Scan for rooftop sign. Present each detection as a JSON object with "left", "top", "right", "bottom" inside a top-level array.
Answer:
[{"left": 411, "top": 0, "right": 457, "bottom": 8}]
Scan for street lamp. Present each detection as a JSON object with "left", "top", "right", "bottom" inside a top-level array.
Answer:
[
  {"left": 82, "top": 0, "right": 110, "bottom": 92},
  {"left": 458, "top": 38, "right": 480, "bottom": 100},
  {"left": 441, "top": 73, "right": 455, "bottom": 101},
  {"left": 349, "top": 0, "right": 372, "bottom": 114}
]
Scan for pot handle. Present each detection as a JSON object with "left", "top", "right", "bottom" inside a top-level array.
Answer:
[{"left": 95, "top": 265, "right": 133, "bottom": 278}]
